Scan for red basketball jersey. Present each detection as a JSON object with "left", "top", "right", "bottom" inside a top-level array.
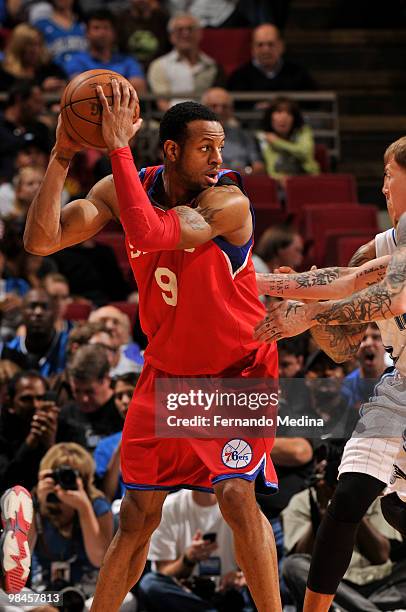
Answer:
[{"left": 124, "top": 165, "right": 277, "bottom": 376}]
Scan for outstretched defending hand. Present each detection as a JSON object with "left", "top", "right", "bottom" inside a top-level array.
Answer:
[
  {"left": 254, "top": 299, "right": 311, "bottom": 343},
  {"left": 97, "top": 79, "right": 142, "bottom": 151}
]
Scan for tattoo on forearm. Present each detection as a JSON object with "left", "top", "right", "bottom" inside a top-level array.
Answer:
[
  {"left": 55, "top": 154, "right": 72, "bottom": 169},
  {"left": 356, "top": 263, "right": 387, "bottom": 287},
  {"left": 196, "top": 206, "right": 224, "bottom": 225},
  {"left": 264, "top": 268, "right": 341, "bottom": 297}
]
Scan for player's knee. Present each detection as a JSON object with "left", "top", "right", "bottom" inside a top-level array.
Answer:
[
  {"left": 381, "top": 493, "right": 406, "bottom": 537},
  {"left": 215, "top": 478, "right": 255, "bottom": 528},
  {"left": 329, "top": 472, "right": 385, "bottom": 523},
  {"left": 119, "top": 492, "right": 163, "bottom": 536}
]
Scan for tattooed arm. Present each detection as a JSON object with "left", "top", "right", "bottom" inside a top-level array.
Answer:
[
  {"left": 256, "top": 255, "right": 389, "bottom": 300},
  {"left": 173, "top": 185, "right": 251, "bottom": 250},
  {"left": 255, "top": 219, "right": 406, "bottom": 355}
]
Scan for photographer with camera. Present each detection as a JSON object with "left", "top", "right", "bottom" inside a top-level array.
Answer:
[
  {"left": 139, "top": 490, "right": 250, "bottom": 612},
  {"left": 282, "top": 442, "right": 406, "bottom": 611},
  {"left": 30, "top": 443, "right": 114, "bottom": 610}
]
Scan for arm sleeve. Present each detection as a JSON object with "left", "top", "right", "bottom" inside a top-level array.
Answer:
[{"left": 109, "top": 146, "right": 181, "bottom": 252}]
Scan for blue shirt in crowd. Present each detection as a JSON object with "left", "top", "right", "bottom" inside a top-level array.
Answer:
[
  {"left": 59, "top": 50, "right": 144, "bottom": 80},
  {"left": 6, "top": 330, "right": 69, "bottom": 376},
  {"left": 34, "top": 18, "right": 87, "bottom": 64},
  {"left": 94, "top": 431, "right": 125, "bottom": 500}
]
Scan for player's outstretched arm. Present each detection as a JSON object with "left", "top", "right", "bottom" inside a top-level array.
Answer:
[
  {"left": 256, "top": 255, "right": 389, "bottom": 300},
  {"left": 24, "top": 117, "right": 114, "bottom": 255},
  {"left": 254, "top": 213, "right": 406, "bottom": 345}
]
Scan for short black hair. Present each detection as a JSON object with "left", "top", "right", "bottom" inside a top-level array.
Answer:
[
  {"left": 85, "top": 9, "right": 115, "bottom": 27},
  {"left": 8, "top": 370, "right": 49, "bottom": 401},
  {"left": 68, "top": 344, "right": 110, "bottom": 382},
  {"left": 7, "top": 79, "right": 38, "bottom": 107},
  {"left": 111, "top": 372, "right": 140, "bottom": 389},
  {"left": 159, "top": 101, "right": 220, "bottom": 149}
]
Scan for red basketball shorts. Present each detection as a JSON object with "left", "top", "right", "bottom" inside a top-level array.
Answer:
[{"left": 121, "top": 345, "right": 278, "bottom": 493}]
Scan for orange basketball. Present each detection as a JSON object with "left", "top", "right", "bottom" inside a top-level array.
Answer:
[{"left": 60, "top": 69, "right": 140, "bottom": 149}]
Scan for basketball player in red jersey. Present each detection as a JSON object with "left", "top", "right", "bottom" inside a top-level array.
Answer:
[{"left": 24, "top": 80, "right": 281, "bottom": 611}]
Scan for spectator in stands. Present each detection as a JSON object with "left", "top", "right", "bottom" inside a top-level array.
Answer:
[
  {"left": 4, "top": 288, "right": 69, "bottom": 376},
  {"left": 0, "top": 166, "right": 44, "bottom": 223},
  {"left": 228, "top": 24, "right": 315, "bottom": 94},
  {"left": 147, "top": 13, "right": 225, "bottom": 112},
  {"left": 139, "top": 489, "right": 249, "bottom": 612},
  {"left": 89, "top": 305, "right": 144, "bottom": 371},
  {"left": 256, "top": 97, "right": 319, "bottom": 186},
  {"left": 0, "top": 80, "right": 51, "bottom": 182},
  {"left": 0, "top": 370, "right": 84, "bottom": 491},
  {"left": 42, "top": 272, "right": 71, "bottom": 333},
  {"left": 201, "top": 87, "right": 265, "bottom": 175},
  {"left": 165, "top": 0, "right": 249, "bottom": 27},
  {"left": 342, "top": 323, "right": 387, "bottom": 412},
  {"left": 278, "top": 336, "right": 306, "bottom": 379},
  {"left": 282, "top": 442, "right": 406, "bottom": 611},
  {"left": 61, "top": 344, "right": 123, "bottom": 452},
  {"left": 255, "top": 224, "right": 304, "bottom": 272},
  {"left": 0, "top": 23, "right": 67, "bottom": 92},
  {"left": 33, "top": 0, "right": 87, "bottom": 66},
  {"left": 89, "top": 326, "right": 142, "bottom": 377},
  {"left": 94, "top": 372, "right": 139, "bottom": 502},
  {"left": 30, "top": 443, "right": 113, "bottom": 604},
  {"left": 0, "top": 240, "right": 30, "bottom": 341},
  {"left": 60, "top": 9, "right": 146, "bottom": 92},
  {"left": 116, "top": 0, "right": 170, "bottom": 69}
]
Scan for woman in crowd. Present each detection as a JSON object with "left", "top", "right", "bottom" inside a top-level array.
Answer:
[
  {"left": 34, "top": 0, "right": 86, "bottom": 66},
  {"left": 257, "top": 96, "right": 319, "bottom": 187},
  {"left": 30, "top": 443, "right": 113, "bottom": 605},
  {"left": 0, "top": 23, "right": 66, "bottom": 92}
]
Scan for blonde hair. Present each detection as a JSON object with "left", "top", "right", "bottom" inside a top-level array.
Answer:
[
  {"left": 384, "top": 136, "right": 406, "bottom": 169},
  {"left": 39, "top": 442, "right": 104, "bottom": 501},
  {"left": 3, "top": 24, "right": 50, "bottom": 77}
]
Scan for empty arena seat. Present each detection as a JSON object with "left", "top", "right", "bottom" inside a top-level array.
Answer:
[
  {"left": 314, "top": 143, "right": 331, "bottom": 173},
  {"left": 253, "top": 206, "right": 287, "bottom": 242},
  {"left": 243, "top": 175, "right": 280, "bottom": 207},
  {"left": 63, "top": 302, "right": 92, "bottom": 321},
  {"left": 200, "top": 28, "right": 252, "bottom": 77},
  {"left": 285, "top": 174, "right": 358, "bottom": 213},
  {"left": 328, "top": 234, "right": 377, "bottom": 267},
  {"left": 302, "top": 204, "right": 379, "bottom": 266},
  {"left": 109, "top": 301, "right": 138, "bottom": 327}
]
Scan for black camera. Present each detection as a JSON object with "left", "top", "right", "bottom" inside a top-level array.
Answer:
[{"left": 51, "top": 465, "right": 79, "bottom": 490}]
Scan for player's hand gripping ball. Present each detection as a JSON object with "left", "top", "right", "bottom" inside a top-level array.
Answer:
[{"left": 60, "top": 69, "right": 140, "bottom": 149}]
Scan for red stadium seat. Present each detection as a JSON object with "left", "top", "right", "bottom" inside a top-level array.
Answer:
[
  {"left": 200, "top": 28, "right": 252, "bottom": 77},
  {"left": 109, "top": 301, "right": 138, "bottom": 328},
  {"left": 243, "top": 175, "right": 280, "bottom": 207},
  {"left": 302, "top": 204, "right": 379, "bottom": 266},
  {"left": 328, "top": 234, "right": 377, "bottom": 267},
  {"left": 314, "top": 143, "right": 331, "bottom": 173},
  {"left": 253, "top": 206, "right": 287, "bottom": 242},
  {"left": 63, "top": 302, "right": 92, "bottom": 321},
  {"left": 285, "top": 174, "right": 358, "bottom": 213}
]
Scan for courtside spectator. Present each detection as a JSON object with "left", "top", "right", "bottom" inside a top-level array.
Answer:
[
  {"left": 257, "top": 97, "right": 319, "bottom": 186},
  {"left": 147, "top": 13, "right": 225, "bottom": 112},
  {"left": 201, "top": 87, "right": 265, "bottom": 175},
  {"left": 228, "top": 24, "right": 315, "bottom": 94},
  {"left": 0, "top": 240, "right": 29, "bottom": 341},
  {"left": 89, "top": 327, "right": 142, "bottom": 376},
  {"left": 61, "top": 344, "right": 123, "bottom": 452},
  {"left": 0, "top": 166, "right": 44, "bottom": 223},
  {"left": 41, "top": 272, "right": 71, "bottom": 333},
  {"left": 60, "top": 9, "right": 146, "bottom": 92},
  {"left": 31, "top": 443, "right": 114, "bottom": 605}
]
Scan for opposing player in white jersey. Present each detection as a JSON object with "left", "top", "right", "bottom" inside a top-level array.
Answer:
[{"left": 254, "top": 135, "right": 406, "bottom": 611}]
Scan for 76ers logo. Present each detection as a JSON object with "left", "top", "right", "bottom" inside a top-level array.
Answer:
[{"left": 222, "top": 440, "right": 252, "bottom": 469}]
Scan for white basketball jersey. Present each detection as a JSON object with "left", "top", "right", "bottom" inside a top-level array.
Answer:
[{"left": 375, "top": 228, "right": 406, "bottom": 374}]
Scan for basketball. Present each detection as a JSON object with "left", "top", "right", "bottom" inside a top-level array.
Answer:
[{"left": 60, "top": 69, "right": 140, "bottom": 149}]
